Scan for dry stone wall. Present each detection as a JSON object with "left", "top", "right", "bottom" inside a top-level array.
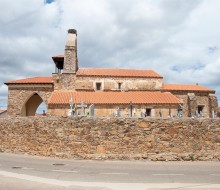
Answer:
[{"left": 0, "top": 116, "right": 220, "bottom": 161}]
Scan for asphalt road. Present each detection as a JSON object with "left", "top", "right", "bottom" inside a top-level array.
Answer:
[{"left": 0, "top": 153, "right": 220, "bottom": 189}]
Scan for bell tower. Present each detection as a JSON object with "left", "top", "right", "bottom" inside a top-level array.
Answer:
[{"left": 63, "top": 29, "right": 78, "bottom": 73}]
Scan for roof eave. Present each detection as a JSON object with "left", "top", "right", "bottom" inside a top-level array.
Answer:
[
  {"left": 48, "top": 102, "right": 180, "bottom": 105},
  {"left": 5, "top": 82, "right": 54, "bottom": 85},
  {"left": 162, "top": 89, "right": 215, "bottom": 93}
]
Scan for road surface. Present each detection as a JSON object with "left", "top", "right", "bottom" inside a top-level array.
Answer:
[{"left": 0, "top": 153, "right": 220, "bottom": 189}]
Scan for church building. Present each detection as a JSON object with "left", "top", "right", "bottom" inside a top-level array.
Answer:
[{"left": 5, "top": 29, "right": 218, "bottom": 118}]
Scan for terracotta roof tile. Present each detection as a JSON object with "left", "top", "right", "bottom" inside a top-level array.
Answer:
[
  {"left": 162, "top": 84, "right": 215, "bottom": 93},
  {"left": 51, "top": 55, "right": 162, "bottom": 78},
  {"left": 48, "top": 91, "right": 180, "bottom": 105},
  {"left": 5, "top": 77, "right": 53, "bottom": 84},
  {"left": 76, "top": 68, "right": 162, "bottom": 78}
]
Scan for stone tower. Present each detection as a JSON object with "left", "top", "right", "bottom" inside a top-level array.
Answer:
[
  {"left": 60, "top": 29, "right": 78, "bottom": 90},
  {"left": 63, "top": 29, "right": 78, "bottom": 73}
]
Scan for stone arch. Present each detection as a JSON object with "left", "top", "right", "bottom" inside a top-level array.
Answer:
[{"left": 21, "top": 92, "right": 45, "bottom": 116}]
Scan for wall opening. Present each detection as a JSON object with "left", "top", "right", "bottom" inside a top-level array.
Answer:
[
  {"left": 197, "top": 105, "right": 204, "bottom": 115},
  {"left": 118, "top": 83, "right": 122, "bottom": 89},
  {"left": 96, "top": 82, "right": 102, "bottom": 91},
  {"left": 21, "top": 93, "right": 45, "bottom": 116},
  {"left": 36, "top": 102, "right": 47, "bottom": 115},
  {"left": 145, "top": 109, "right": 151, "bottom": 117}
]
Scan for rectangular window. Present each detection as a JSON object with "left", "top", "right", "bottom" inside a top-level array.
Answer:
[
  {"left": 118, "top": 83, "right": 122, "bottom": 89},
  {"left": 96, "top": 83, "right": 102, "bottom": 91},
  {"left": 197, "top": 105, "right": 204, "bottom": 115},
  {"left": 145, "top": 109, "right": 151, "bottom": 117}
]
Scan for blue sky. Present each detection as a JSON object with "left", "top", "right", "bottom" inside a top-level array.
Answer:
[
  {"left": 45, "top": 0, "right": 55, "bottom": 4},
  {"left": 0, "top": 0, "right": 220, "bottom": 111}
]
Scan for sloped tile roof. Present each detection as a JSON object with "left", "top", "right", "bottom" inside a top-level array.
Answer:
[
  {"left": 48, "top": 91, "right": 180, "bottom": 105},
  {"left": 5, "top": 77, "right": 53, "bottom": 84},
  {"left": 76, "top": 68, "right": 162, "bottom": 78},
  {"left": 162, "top": 84, "right": 215, "bottom": 93},
  {"left": 50, "top": 55, "right": 163, "bottom": 78}
]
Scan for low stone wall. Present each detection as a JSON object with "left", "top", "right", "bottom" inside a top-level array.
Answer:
[{"left": 0, "top": 116, "right": 220, "bottom": 161}]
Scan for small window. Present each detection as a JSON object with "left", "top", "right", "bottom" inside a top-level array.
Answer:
[
  {"left": 145, "top": 109, "right": 151, "bottom": 117},
  {"left": 197, "top": 105, "right": 204, "bottom": 115},
  {"left": 96, "top": 83, "right": 102, "bottom": 91},
  {"left": 118, "top": 83, "right": 122, "bottom": 89}
]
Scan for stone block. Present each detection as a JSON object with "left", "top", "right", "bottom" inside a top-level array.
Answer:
[
  {"left": 138, "top": 122, "right": 150, "bottom": 128},
  {"left": 97, "top": 145, "right": 106, "bottom": 154},
  {"left": 146, "top": 135, "right": 155, "bottom": 142}
]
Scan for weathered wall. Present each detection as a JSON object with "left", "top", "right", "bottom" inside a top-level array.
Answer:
[
  {"left": 48, "top": 104, "right": 178, "bottom": 117},
  {"left": 7, "top": 85, "right": 53, "bottom": 116},
  {"left": 52, "top": 73, "right": 163, "bottom": 91},
  {"left": 170, "top": 92, "right": 189, "bottom": 117},
  {"left": 94, "top": 104, "right": 178, "bottom": 118},
  {"left": 53, "top": 75, "right": 163, "bottom": 91},
  {"left": 188, "top": 93, "right": 197, "bottom": 117},
  {"left": 52, "top": 73, "right": 78, "bottom": 90},
  {"left": 52, "top": 73, "right": 63, "bottom": 91},
  {"left": 0, "top": 116, "right": 220, "bottom": 161},
  {"left": 168, "top": 91, "right": 217, "bottom": 118},
  {"left": 75, "top": 77, "right": 163, "bottom": 91},
  {"left": 61, "top": 74, "right": 77, "bottom": 90},
  {"left": 63, "top": 29, "right": 78, "bottom": 74},
  {"left": 209, "top": 94, "right": 218, "bottom": 117}
]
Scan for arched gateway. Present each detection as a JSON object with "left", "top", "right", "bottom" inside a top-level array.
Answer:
[
  {"left": 5, "top": 77, "right": 53, "bottom": 116},
  {"left": 21, "top": 93, "right": 44, "bottom": 116}
]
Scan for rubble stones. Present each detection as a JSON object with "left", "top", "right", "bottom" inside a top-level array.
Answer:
[{"left": 0, "top": 117, "right": 220, "bottom": 161}]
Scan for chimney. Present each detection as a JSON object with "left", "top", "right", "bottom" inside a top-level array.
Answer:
[{"left": 63, "top": 29, "right": 78, "bottom": 73}]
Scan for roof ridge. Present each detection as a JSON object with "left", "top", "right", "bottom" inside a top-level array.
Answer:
[
  {"left": 79, "top": 67, "right": 154, "bottom": 71},
  {"left": 164, "top": 83, "right": 206, "bottom": 86},
  {"left": 8, "top": 76, "right": 51, "bottom": 80}
]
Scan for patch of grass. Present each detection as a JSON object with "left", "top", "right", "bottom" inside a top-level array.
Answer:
[{"left": 190, "top": 155, "right": 195, "bottom": 161}]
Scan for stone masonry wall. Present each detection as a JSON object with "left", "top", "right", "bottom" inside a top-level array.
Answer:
[
  {"left": 61, "top": 74, "right": 77, "bottom": 90},
  {"left": 209, "top": 94, "right": 218, "bottom": 117},
  {"left": 171, "top": 93, "right": 189, "bottom": 117},
  {"left": 75, "top": 77, "right": 163, "bottom": 91},
  {"left": 0, "top": 117, "right": 220, "bottom": 161},
  {"left": 169, "top": 91, "right": 216, "bottom": 118},
  {"left": 7, "top": 85, "right": 53, "bottom": 116}
]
